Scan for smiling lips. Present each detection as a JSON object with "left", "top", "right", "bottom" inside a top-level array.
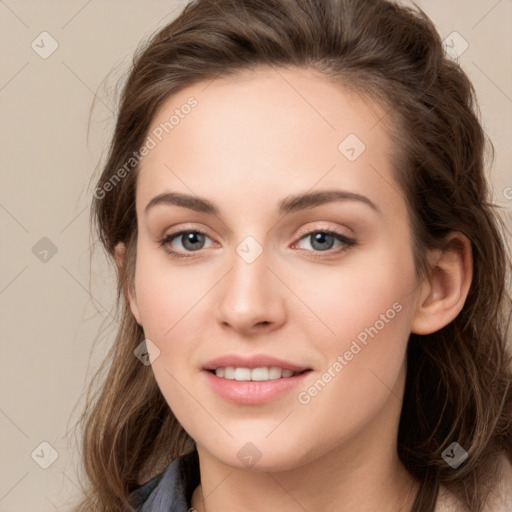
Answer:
[{"left": 202, "top": 353, "right": 313, "bottom": 404}]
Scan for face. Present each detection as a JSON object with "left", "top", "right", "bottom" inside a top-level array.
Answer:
[{"left": 128, "top": 65, "right": 424, "bottom": 471}]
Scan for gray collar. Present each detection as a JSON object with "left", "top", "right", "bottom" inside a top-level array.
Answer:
[{"left": 127, "top": 449, "right": 200, "bottom": 511}]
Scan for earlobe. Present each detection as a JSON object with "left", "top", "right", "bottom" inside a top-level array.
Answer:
[
  {"left": 411, "top": 233, "right": 473, "bottom": 335},
  {"left": 114, "top": 242, "right": 142, "bottom": 326}
]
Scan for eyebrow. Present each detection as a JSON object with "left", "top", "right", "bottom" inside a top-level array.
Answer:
[{"left": 144, "top": 189, "right": 380, "bottom": 216}]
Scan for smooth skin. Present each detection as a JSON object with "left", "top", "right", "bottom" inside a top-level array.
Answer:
[{"left": 115, "top": 65, "right": 473, "bottom": 512}]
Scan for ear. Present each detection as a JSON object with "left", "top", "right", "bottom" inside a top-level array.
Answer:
[
  {"left": 410, "top": 232, "right": 473, "bottom": 335},
  {"left": 114, "top": 242, "right": 142, "bottom": 325}
]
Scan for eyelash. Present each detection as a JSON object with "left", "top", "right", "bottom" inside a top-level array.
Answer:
[{"left": 158, "top": 228, "right": 357, "bottom": 260}]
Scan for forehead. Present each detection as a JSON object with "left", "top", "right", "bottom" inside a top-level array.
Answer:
[{"left": 136, "top": 65, "right": 401, "bottom": 220}]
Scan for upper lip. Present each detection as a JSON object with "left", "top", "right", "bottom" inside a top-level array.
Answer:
[{"left": 202, "top": 354, "right": 311, "bottom": 372}]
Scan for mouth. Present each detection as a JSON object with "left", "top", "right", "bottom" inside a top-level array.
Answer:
[
  {"left": 206, "top": 366, "right": 311, "bottom": 381},
  {"left": 202, "top": 367, "right": 313, "bottom": 405}
]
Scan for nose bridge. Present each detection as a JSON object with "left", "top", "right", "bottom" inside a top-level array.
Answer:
[
  {"left": 215, "top": 234, "right": 285, "bottom": 330},
  {"left": 226, "top": 235, "right": 272, "bottom": 307}
]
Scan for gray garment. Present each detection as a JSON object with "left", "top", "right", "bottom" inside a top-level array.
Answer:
[{"left": 127, "top": 450, "right": 200, "bottom": 512}]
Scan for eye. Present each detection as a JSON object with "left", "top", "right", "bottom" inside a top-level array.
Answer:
[
  {"left": 293, "top": 229, "right": 356, "bottom": 257},
  {"left": 159, "top": 230, "right": 215, "bottom": 258}
]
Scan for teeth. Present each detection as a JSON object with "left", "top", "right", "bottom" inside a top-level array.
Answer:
[{"left": 214, "top": 366, "right": 298, "bottom": 381}]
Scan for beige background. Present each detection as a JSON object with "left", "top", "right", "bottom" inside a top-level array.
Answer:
[{"left": 0, "top": 1, "right": 510, "bottom": 510}]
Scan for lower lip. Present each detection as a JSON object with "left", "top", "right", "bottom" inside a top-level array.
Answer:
[{"left": 203, "top": 370, "right": 312, "bottom": 405}]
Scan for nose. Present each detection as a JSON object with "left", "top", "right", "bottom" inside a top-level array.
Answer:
[{"left": 214, "top": 244, "right": 287, "bottom": 336}]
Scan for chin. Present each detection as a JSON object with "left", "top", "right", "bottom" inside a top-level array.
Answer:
[{"left": 204, "top": 440, "right": 314, "bottom": 473}]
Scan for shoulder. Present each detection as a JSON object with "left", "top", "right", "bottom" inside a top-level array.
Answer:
[{"left": 436, "top": 453, "right": 512, "bottom": 512}]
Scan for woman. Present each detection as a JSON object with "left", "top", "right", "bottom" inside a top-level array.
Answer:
[{"left": 73, "top": 0, "right": 512, "bottom": 510}]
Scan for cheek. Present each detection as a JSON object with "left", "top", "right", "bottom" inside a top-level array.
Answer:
[
  {"left": 133, "top": 245, "right": 200, "bottom": 340},
  {"left": 294, "top": 236, "right": 416, "bottom": 346}
]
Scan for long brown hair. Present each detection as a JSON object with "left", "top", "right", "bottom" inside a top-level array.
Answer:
[{"left": 72, "top": 0, "right": 512, "bottom": 510}]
